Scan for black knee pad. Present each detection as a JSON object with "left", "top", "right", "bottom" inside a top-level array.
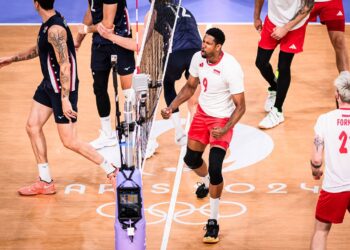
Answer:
[
  {"left": 183, "top": 147, "right": 204, "bottom": 170},
  {"left": 208, "top": 147, "right": 226, "bottom": 185}
]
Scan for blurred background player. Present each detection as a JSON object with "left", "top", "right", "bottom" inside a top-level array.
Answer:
[
  {"left": 161, "top": 28, "right": 246, "bottom": 244},
  {"left": 0, "top": 0, "right": 117, "bottom": 195},
  {"left": 254, "top": 0, "right": 314, "bottom": 129},
  {"left": 309, "top": 76, "right": 350, "bottom": 249},
  {"left": 98, "top": 0, "right": 202, "bottom": 155},
  {"left": 309, "top": 0, "right": 350, "bottom": 86},
  {"left": 74, "top": 0, "right": 135, "bottom": 149}
]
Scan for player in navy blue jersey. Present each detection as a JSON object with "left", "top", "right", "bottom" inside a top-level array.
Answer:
[
  {"left": 98, "top": 0, "right": 202, "bottom": 150},
  {"left": 75, "top": 0, "right": 136, "bottom": 149},
  {"left": 0, "top": 0, "right": 117, "bottom": 196}
]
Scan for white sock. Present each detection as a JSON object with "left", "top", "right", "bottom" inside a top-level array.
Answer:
[
  {"left": 100, "top": 116, "right": 112, "bottom": 136},
  {"left": 38, "top": 163, "right": 52, "bottom": 183},
  {"left": 100, "top": 159, "right": 116, "bottom": 175},
  {"left": 202, "top": 174, "right": 210, "bottom": 188},
  {"left": 171, "top": 112, "right": 183, "bottom": 136},
  {"left": 210, "top": 197, "right": 220, "bottom": 221}
]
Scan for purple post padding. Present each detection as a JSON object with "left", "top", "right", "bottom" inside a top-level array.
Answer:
[{"left": 115, "top": 168, "right": 146, "bottom": 250}]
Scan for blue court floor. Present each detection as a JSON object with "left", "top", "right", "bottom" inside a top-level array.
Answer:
[{"left": 1, "top": 0, "right": 349, "bottom": 24}]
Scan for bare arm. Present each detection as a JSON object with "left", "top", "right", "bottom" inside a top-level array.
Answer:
[
  {"left": 254, "top": 0, "right": 265, "bottom": 32},
  {"left": 48, "top": 25, "right": 77, "bottom": 120},
  {"left": 97, "top": 23, "right": 137, "bottom": 51},
  {"left": 97, "top": 9, "right": 148, "bottom": 52},
  {"left": 161, "top": 75, "right": 199, "bottom": 119},
  {"left": 0, "top": 45, "right": 38, "bottom": 69},
  {"left": 75, "top": 6, "right": 93, "bottom": 49},
  {"left": 310, "top": 134, "right": 324, "bottom": 180},
  {"left": 211, "top": 92, "right": 246, "bottom": 138},
  {"left": 102, "top": 3, "right": 117, "bottom": 29}
]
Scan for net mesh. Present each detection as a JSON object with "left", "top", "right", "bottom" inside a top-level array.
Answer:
[{"left": 136, "top": 0, "right": 181, "bottom": 168}]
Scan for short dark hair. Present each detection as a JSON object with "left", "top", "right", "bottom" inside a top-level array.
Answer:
[
  {"left": 34, "top": 0, "right": 55, "bottom": 10},
  {"left": 206, "top": 28, "right": 225, "bottom": 45}
]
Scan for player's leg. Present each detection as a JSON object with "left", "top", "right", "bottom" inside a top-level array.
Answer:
[
  {"left": 310, "top": 219, "right": 332, "bottom": 250},
  {"left": 184, "top": 138, "right": 209, "bottom": 198},
  {"left": 164, "top": 51, "right": 187, "bottom": 145},
  {"left": 53, "top": 91, "right": 118, "bottom": 184},
  {"left": 18, "top": 87, "right": 55, "bottom": 196},
  {"left": 90, "top": 44, "right": 117, "bottom": 149},
  {"left": 259, "top": 19, "right": 306, "bottom": 129},
  {"left": 185, "top": 107, "right": 211, "bottom": 198},
  {"left": 258, "top": 51, "right": 294, "bottom": 129},
  {"left": 274, "top": 51, "right": 295, "bottom": 112},
  {"left": 311, "top": 189, "right": 350, "bottom": 249},
  {"left": 202, "top": 146, "right": 226, "bottom": 244},
  {"left": 320, "top": 0, "right": 349, "bottom": 75},
  {"left": 115, "top": 44, "right": 135, "bottom": 103},
  {"left": 328, "top": 29, "right": 349, "bottom": 76},
  {"left": 255, "top": 16, "right": 279, "bottom": 112}
]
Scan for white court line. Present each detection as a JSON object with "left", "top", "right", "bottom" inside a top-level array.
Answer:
[{"left": 160, "top": 112, "right": 191, "bottom": 250}]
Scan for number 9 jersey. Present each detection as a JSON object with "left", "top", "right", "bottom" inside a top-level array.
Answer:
[
  {"left": 189, "top": 51, "right": 244, "bottom": 118},
  {"left": 314, "top": 108, "right": 350, "bottom": 193}
]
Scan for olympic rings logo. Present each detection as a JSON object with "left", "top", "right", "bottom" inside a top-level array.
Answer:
[{"left": 96, "top": 201, "right": 247, "bottom": 225}]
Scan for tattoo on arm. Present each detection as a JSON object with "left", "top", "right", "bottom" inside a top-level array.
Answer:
[
  {"left": 48, "top": 27, "right": 71, "bottom": 99},
  {"left": 291, "top": 0, "right": 314, "bottom": 21},
  {"left": 314, "top": 135, "right": 324, "bottom": 152},
  {"left": 12, "top": 46, "right": 38, "bottom": 62}
]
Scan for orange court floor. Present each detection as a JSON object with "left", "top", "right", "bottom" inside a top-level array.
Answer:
[{"left": 0, "top": 24, "right": 349, "bottom": 250}]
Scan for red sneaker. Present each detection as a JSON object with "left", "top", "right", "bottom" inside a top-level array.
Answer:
[{"left": 18, "top": 178, "right": 56, "bottom": 196}]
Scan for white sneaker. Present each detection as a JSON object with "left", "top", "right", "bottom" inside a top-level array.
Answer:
[
  {"left": 90, "top": 130, "right": 117, "bottom": 149},
  {"left": 258, "top": 107, "right": 284, "bottom": 129},
  {"left": 175, "top": 131, "right": 187, "bottom": 146},
  {"left": 145, "top": 139, "right": 159, "bottom": 159},
  {"left": 264, "top": 90, "right": 277, "bottom": 112}
]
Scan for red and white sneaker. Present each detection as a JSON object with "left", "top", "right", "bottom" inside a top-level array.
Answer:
[{"left": 18, "top": 178, "right": 56, "bottom": 196}]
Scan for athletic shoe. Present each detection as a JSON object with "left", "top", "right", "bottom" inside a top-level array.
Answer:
[
  {"left": 203, "top": 219, "right": 220, "bottom": 244},
  {"left": 90, "top": 130, "right": 117, "bottom": 149},
  {"left": 264, "top": 90, "right": 277, "bottom": 112},
  {"left": 175, "top": 131, "right": 187, "bottom": 146},
  {"left": 18, "top": 178, "right": 56, "bottom": 196},
  {"left": 195, "top": 183, "right": 209, "bottom": 199},
  {"left": 258, "top": 107, "right": 284, "bottom": 129},
  {"left": 145, "top": 139, "right": 159, "bottom": 159}
]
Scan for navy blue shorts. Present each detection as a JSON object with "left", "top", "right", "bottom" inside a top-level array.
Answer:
[
  {"left": 91, "top": 43, "right": 135, "bottom": 75},
  {"left": 33, "top": 82, "right": 78, "bottom": 124}
]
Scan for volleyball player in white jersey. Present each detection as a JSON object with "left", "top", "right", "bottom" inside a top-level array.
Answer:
[
  {"left": 161, "top": 28, "right": 246, "bottom": 244},
  {"left": 309, "top": 0, "right": 350, "bottom": 89},
  {"left": 254, "top": 0, "right": 314, "bottom": 129},
  {"left": 310, "top": 76, "right": 350, "bottom": 249}
]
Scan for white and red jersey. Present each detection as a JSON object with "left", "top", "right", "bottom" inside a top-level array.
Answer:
[
  {"left": 314, "top": 108, "right": 350, "bottom": 193},
  {"left": 268, "top": 0, "right": 310, "bottom": 30},
  {"left": 315, "top": 0, "right": 331, "bottom": 2},
  {"left": 189, "top": 51, "right": 244, "bottom": 118}
]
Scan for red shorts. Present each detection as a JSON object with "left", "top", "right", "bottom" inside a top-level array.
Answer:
[
  {"left": 259, "top": 16, "right": 307, "bottom": 53},
  {"left": 315, "top": 189, "right": 350, "bottom": 224},
  {"left": 188, "top": 105, "right": 233, "bottom": 150},
  {"left": 309, "top": 0, "right": 345, "bottom": 32}
]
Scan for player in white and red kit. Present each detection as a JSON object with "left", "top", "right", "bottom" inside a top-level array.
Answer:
[
  {"left": 309, "top": 0, "right": 350, "bottom": 85},
  {"left": 161, "top": 28, "right": 246, "bottom": 244},
  {"left": 254, "top": 0, "right": 314, "bottom": 129},
  {"left": 310, "top": 76, "right": 350, "bottom": 249}
]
